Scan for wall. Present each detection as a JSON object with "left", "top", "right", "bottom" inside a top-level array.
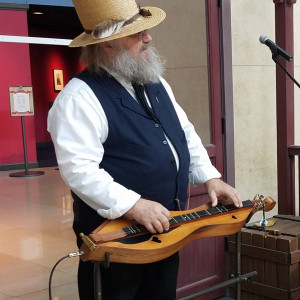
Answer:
[
  {"left": 0, "top": 9, "right": 37, "bottom": 167},
  {"left": 0, "top": 6, "right": 82, "bottom": 169},
  {"left": 29, "top": 44, "right": 82, "bottom": 143},
  {"left": 139, "top": 0, "right": 211, "bottom": 144},
  {"left": 231, "top": 1, "right": 300, "bottom": 218}
]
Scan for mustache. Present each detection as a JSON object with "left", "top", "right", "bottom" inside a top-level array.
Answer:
[{"left": 140, "top": 43, "right": 149, "bottom": 52}]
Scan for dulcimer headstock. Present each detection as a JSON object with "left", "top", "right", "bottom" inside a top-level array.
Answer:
[{"left": 250, "top": 195, "right": 276, "bottom": 213}]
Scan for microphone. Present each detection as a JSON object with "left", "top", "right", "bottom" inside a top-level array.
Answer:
[{"left": 259, "top": 35, "right": 292, "bottom": 61}]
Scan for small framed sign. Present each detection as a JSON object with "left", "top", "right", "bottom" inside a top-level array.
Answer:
[{"left": 9, "top": 86, "right": 34, "bottom": 117}]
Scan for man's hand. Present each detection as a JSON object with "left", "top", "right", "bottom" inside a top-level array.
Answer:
[
  {"left": 124, "top": 198, "right": 170, "bottom": 234},
  {"left": 204, "top": 178, "right": 242, "bottom": 208}
]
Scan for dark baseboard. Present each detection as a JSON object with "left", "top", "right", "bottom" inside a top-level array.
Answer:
[
  {"left": 0, "top": 162, "right": 39, "bottom": 171},
  {"left": 36, "top": 141, "right": 58, "bottom": 167},
  {"left": 1, "top": 142, "right": 58, "bottom": 171}
]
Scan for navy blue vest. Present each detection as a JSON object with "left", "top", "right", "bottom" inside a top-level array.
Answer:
[{"left": 72, "top": 69, "right": 190, "bottom": 237}]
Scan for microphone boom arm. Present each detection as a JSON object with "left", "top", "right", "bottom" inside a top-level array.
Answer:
[{"left": 272, "top": 54, "right": 300, "bottom": 89}]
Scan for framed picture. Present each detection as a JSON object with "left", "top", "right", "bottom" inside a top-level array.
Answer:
[{"left": 53, "top": 69, "right": 64, "bottom": 92}]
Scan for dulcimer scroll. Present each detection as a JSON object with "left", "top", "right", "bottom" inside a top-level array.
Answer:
[{"left": 79, "top": 196, "right": 276, "bottom": 264}]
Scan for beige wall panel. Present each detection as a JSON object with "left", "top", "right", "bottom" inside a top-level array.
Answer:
[
  {"left": 140, "top": 0, "right": 210, "bottom": 142},
  {"left": 164, "top": 67, "right": 210, "bottom": 144},
  {"left": 233, "top": 65, "right": 277, "bottom": 219},
  {"left": 146, "top": 0, "right": 207, "bottom": 68},
  {"left": 231, "top": 0, "right": 275, "bottom": 66},
  {"left": 231, "top": 1, "right": 278, "bottom": 219}
]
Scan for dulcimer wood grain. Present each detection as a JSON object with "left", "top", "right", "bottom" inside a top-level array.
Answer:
[{"left": 80, "top": 196, "right": 276, "bottom": 264}]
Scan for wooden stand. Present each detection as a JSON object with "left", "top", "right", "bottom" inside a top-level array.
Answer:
[
  {"left": 176, "top": 231, "right": 257, "bottom": 300},
  {"left": 229, "top": 215, "right": 300, "bottom": 300}
]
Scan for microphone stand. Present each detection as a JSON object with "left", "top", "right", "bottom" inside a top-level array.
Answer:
[{"left": 272, "top": 54, "right": 300, "bottom": 89}]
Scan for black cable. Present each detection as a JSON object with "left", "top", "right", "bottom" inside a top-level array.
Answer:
[{"left": 48, "top": 251, "right": 83, "bottom": 300}]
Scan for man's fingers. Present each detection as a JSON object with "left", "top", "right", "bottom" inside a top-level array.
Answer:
[
  {"left": 161, "top": 208, "right": 170, "bottom": 218},
  {"left": 145, "top": 223, "right": 156, "bottom": 234},
  {"left": 145, "top": 218, "right": 168, "bottom": 234},
  {"left": 209, "top": 192, "right": 218, "bottom": 207},
  {"left": 159, "top": 216, "right": 170, "bottom": 231},
  {"left": 205, "top": 178, "right": 242, "bottom": 208},
  {"left": 227, "top": 190, "right": 242, "bottom": 207},
  {"left": 124, "top": 198, "right": 171, "bottom": 233}
]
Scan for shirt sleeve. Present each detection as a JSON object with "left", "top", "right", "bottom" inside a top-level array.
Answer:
[
  {"left": 47, "top": 78, "right": 141, "bottom": 220},
  {"left": 160, "top": 77, "right": 222, "bottom": 185}
]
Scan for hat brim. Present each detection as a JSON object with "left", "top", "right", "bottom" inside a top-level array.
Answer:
[{"left": 69, "top": 6, "right": 166, "bottom": 47}]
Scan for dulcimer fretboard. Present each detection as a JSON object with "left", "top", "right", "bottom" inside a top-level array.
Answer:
[{"left": 122, "top": 199, "right": 253, "bottom": 236}]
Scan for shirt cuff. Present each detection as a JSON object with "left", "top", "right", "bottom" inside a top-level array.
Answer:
[
  {"left": 189, "top": 165, "right": 221, "bottom": 186},
  {"left": 96, "top": 190, "right": 141, "bottom": 220}
]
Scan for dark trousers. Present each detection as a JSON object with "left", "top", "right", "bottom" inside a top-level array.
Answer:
[{"left": 77, "top": 252, "right": 179, "bottom": 300}]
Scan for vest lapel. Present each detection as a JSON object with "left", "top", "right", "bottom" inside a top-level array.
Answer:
[
  {"left": 120, "top": 95, "right": 151, "bottom": 120},
  {"left": 109, "top": 76, "right": 152, "bottom": 120}
]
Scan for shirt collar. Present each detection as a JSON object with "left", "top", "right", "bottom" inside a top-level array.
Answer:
[{"left": 99, "top": 63, "right": 136, "bottom": 98}]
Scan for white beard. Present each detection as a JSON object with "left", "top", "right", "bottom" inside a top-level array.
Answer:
[{"left": 108, "top": 45, "right": 166, "bottom": 84}]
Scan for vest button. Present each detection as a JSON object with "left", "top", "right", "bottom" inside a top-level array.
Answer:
[
  {"left": 163, "top": 140, "right": 168, "bottom": 145},
  {"left": 154, "top": 123, "right": 160, "bottom": 127}
]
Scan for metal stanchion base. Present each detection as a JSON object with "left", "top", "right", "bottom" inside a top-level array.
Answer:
[{"left": 9, "top": 171, "right": 45, "bottom": 177}]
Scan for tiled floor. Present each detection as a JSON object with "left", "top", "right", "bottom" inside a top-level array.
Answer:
[{"left": 0, "top": 167, "right": 80, "bottom": 300}]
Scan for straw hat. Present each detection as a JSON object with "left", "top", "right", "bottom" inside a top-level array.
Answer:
[{"left": 69, "top": 0, "right": 166, "bottom": 47}]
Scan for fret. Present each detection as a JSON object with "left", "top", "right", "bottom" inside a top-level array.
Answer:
[
  {"left": 172, "top": 216, "right": 181, "bottom": 223},
  {"left": 176, "top": 215, "right": 188, "bottom": 222},
  {"left": 186, "top": 213, "right": 196, "bottom": 220},
  {"left": 191, "top": 212, "right": 201, "bottom": 219},
  {"left": 214, "top": 207, "right": 222, "bottom": 213},
  {"left": 207, "top": 207, "right": 220, "bottom": 215},
  {"left": 123, "top": 224, "right": 147, "bottom": 235},
  {"left": 123, "top": 227, "right": 135, "bottom": 235},
  {"left": 169, "top": 217, "right": 178, "bottom": 225},
  {"left": 221, "top": 205, "right": 229, "bottom": 212},
  {"left": 224, "top": 204, "right": 236, "bottom": 211},
  {"left": 132, "top": 224, "right": 146, "bottom": 233},
  {"left": 200, "top": 210, "right": 211, "bottom": 217},
  {"left": 181, "top": 214, "right": 192, "bottom": 221}
]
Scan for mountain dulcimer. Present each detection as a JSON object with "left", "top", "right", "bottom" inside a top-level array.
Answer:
[{"left": 79, "top": 196, "right": 276, "bottom": 264}]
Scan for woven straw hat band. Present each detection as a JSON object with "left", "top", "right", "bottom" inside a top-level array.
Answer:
[{"left": 72, "top": 0, "right": 139, "bottom": 31}]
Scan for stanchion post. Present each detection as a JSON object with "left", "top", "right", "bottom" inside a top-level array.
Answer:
[{"left": 21, "top": 116, "right": 29, "bottom": 175}]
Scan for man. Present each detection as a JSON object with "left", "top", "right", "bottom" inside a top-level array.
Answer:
[{"left": 48, "top": 0, "right": 242, "bottom": 299}]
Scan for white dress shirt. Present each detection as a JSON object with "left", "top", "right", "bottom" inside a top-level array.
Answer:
[{"left": 47, "top": 75, "right": 221, "bottom": 220}]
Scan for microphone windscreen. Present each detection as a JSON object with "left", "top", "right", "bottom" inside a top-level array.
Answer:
[{"left": 259, "top": 35, "right": 268, "bottom": 44}]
